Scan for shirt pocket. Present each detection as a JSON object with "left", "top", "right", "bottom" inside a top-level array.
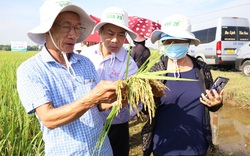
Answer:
[{"left": 72, "top": 75, "right": 95, "bottom": 99}]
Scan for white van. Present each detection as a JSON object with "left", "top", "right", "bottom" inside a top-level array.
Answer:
[
  {"left": 235, "top": 41, "right": 250, "bottom": 76},
  {"left": 188, "top": 17, "right": 250, "bottom": 67}
]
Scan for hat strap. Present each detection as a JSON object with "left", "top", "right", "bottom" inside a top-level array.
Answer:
[
  {"left": 48, "top": 31, "right": 76, "bottom": 79},
  {"left": 173, "top": 60, "right": 180, "bottom": 78}
]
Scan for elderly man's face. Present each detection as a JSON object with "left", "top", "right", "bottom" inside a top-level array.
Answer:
[
  {"left": 49, "top": 11, "right": 82, "bottom": 53},
  {"left": 100, "top": 23, "right": 127, "bottom": 53}
]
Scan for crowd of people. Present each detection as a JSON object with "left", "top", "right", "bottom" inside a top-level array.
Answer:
[{"left": 16, "top": 0, "right": 224, "bottom": 156}]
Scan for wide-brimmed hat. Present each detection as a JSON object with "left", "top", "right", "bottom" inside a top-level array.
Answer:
[
  {"left": 27, "top": 0, "right": 95, "bottom": 45},
  {"left": 93, "top": 7, "right": 137, "bottom": 40},
  {"left": 150, "top": 14, "right": 200, "bottom": 46}
]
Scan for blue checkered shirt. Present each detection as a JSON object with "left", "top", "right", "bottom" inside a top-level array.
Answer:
[{"left": 17, "top": 46, "right": 113, "bottom": 156}]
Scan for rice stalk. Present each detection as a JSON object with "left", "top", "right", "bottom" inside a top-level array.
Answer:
[
  {"left": 92, "top": 105, "right": 119, "bottom": 156},
  {"left": 93, "top": 44, "right": 197, "bottom": 155}
]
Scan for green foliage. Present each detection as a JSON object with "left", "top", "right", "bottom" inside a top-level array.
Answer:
[
  {"left": 0, "top": 51, "right": 44, "bottom": 156},
  {"left": 0, "top": 45, "right": 40, "bottom": 51},
  {"left": 0, "top": 45, "right": 11, "bottom": 51},
  {"left": 1, "top": 51, "right": 249, "bottom": 156}
]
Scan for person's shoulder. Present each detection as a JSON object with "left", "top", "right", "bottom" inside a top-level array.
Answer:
[
  {"left": 188, "top": 55, "right": 208, "bottom": 68},
  {"left": 75, "top": 53, "right": 95, "bottom": 65},
  {"left": 81, "top": 44, "right": 99, "bottom": 55},
  {"left": 74, "top": 52, "right": 88, "bottom": 59},
  {"left": 17, "top": 53, "right": 44, "bottom": 77},
  {"left": 149, "top": 60, "right": 165, "bottom": 72},
  {"left": 188, "top": 55, "right": 213, "bottom": 87},
  {"left": 80, "top": 44, "right": 101, "bottom": 61},
  {"left": 73, "top": 53, "right": 97, "bottom": 74},
  {"left": 131, "top": 46, "right": 136, "bottom": 50},
  {"left": 18, "top": 52, "right": 40, "bottom": 69},
  {"left": 145, "top": 47, "right": 150, "bottom": 52}
]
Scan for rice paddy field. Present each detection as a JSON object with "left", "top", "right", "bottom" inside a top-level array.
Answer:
[
  {"left": 1, "top": 51, "right": 249, "bottom": 156},
  {"left": 0, "top": 51, "right": 43, "bottom": 156}
]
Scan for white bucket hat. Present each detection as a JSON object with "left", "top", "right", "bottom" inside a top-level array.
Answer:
[
  {"left": 150, "top": 14, "right": 200, "bottom": 46},
  {"left": 27, "top": 0, "right": 95, "bottom": 45},
  {"left": 93, "top": 7, "right": 137, "bottom": 40}
]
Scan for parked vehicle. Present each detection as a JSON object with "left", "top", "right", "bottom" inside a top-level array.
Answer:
[
  {"left": 235, "top": 41, "right": 250, "bottom": 76},
  {"left": 188, "top": 17, "right": 250, "bottom": 68}
]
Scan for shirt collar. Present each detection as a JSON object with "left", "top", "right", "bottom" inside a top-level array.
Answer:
[
  {"left": 41, "top": 45, "right": 81, "bottom": 64},
  {"left": 115, "top": 46, "right": 127, "bottom": 62},
  {"left": 97, "top": 43, "right": 127, "bottom": 62}
]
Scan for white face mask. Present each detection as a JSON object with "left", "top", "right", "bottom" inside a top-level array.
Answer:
[
  {"left": 161, "top": 43, "right": 189, "bottom": 60},
  {"left": 160, "top": 43, "right": 190, "bottom": 78}
]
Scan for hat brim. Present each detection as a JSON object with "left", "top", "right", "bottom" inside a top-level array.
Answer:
[
  {"left": 93, "top": 22, "right": 137, "bottom": 40},
  {"left": 151, "top": 30, "right": 200, "bottom": 46},
  {"left": 28, "top": 5, "right": 95, "bottom": 45},
  {"left": 159, "top": 36, "right": 188, "bottom": 42}
]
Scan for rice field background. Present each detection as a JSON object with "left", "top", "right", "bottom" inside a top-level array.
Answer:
[
  {"left": 1, "top": 51, "right": 249, "bottom": 156},
  {"left": 0, "top": 51, "right": 44, "bottom": 156}
]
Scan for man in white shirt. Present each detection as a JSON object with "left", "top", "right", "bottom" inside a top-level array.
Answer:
[{"left": 82, "top": 6, "right": 140, "bottom": 156}]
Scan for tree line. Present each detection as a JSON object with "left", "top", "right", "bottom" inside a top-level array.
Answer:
[{"left": 0, "top": 45, "right": 40, "bottom": 51}]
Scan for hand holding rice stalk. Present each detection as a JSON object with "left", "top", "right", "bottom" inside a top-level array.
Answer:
[{"left": 92, "top": 45, "right": 197, "bottom": 156}]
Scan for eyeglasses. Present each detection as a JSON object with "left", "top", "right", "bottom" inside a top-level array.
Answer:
[{"left": 56, "top": 24, "right": 86, "bottom": 34}]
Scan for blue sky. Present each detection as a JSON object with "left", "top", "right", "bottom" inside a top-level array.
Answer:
[{"left": 1, "top": 0, "right": 250, "bottom": 48}]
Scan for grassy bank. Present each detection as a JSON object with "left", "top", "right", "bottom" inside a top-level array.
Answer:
[
  {"left": 0, "top": 51, "right": 249, "bottom": 155},
  {"left": 211, "top": 69, "right": 250, "bottom": 108}
]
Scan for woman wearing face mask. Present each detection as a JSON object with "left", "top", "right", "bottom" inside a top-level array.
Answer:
[{"left": 141, "top": 14, "right": 224, "bottom": 156}]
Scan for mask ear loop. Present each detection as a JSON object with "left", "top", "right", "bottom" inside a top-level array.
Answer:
[
  {"left": 48, "top": 31, "right": 76, "bottom": 79},
  {"left": 173, "top": 60, "right": 180, "bottom": 78},
  {"left": 174, "top": 42, "right": 189, "bottom": 78}
]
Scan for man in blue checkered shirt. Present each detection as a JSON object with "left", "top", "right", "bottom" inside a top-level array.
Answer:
[{"left": 16, "top": 0, "right": 127, "bottom": 155}]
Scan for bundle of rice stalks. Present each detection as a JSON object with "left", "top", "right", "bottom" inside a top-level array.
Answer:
[{"left": 92, "top": 46, "right": 196, "bottom": 156}]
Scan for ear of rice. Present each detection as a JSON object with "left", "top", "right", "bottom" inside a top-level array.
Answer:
[{"left": 93, "top": 44, "right": 197, "bottom": 155}]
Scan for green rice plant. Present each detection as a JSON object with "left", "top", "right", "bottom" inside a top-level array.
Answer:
[
  {"left": 0, "top": 51, "right": 44, "bottom": 156},
  {"left": 1, "top": 51, "right": 249, "bottom": 156}
]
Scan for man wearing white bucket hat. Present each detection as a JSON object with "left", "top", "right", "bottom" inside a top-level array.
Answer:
[
  {"left": 82, "top": 6, "right": 141, "bottom": 156},
  {"left": 16, "top": 0, "right": 128, "bottom": 155},
  {"left": 141, "top": 14, "right": 224, "bottom": 156}
]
